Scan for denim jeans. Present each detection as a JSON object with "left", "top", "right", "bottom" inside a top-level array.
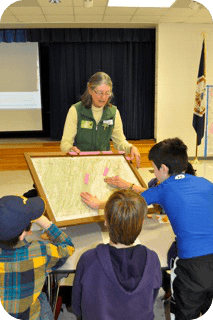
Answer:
[{"left": 38, "top": 292, "right": 54, "bottom": 320}]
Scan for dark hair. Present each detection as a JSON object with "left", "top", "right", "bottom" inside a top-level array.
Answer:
[
  {"left": 0, "top": 223, "right": 32, "bottom": 248},
  {"left": 104, "top": 190, "right": 147, "bottom": 246},
  {"left": 81, "top": 72, "right": 114, "bottom": 108},
  {"left": 148, "top": 138, "right": 188, "bottom": 175},
  {"left": 185, "top": 162, "right": 196, "bottom": 176}
]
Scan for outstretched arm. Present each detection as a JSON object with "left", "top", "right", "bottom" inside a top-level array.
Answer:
[
  {"left": 80, "top": 192, "right": 106, "bottom": 209},
  {"left": 104, "top": 176, "right": 146, "bottom": 193},
  {"left": 81, "top": 177, "right": 146, "bottom": 210}
]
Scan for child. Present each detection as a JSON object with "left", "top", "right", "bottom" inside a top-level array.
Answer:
[
  {"left": 0, "top": 195, "right": 75, "bottom": 320},
  {"left": 72, "top": 190, "right": 161, "bottom": 320},
  {"left": 81, "top": 138, "right": 213, "bottom": 319},
  {"left": 150, "top": 161, "right": 197, "bottom": 301},
  {"left": 143, "top": 138, "right": 213, "bottom": 319}
]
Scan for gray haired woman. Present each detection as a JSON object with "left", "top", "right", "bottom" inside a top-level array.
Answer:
[{"left": 60, "top": 72, "right": 141, "bottom": 168}]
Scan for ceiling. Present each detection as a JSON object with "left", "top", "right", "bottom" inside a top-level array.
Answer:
[{"left": 0, "top": 0, "right": 212, "bottom": 29}]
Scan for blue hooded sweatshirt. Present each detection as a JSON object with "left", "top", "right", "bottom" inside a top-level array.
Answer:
[{"left": 72, "top": 243, "right": 161, "bottom": 320}]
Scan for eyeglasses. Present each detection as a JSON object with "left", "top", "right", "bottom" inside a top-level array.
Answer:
[{"left": 93, "top": 90, "right": 112, "bottom": 97}]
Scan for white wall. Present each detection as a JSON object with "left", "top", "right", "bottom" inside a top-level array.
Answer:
[
  {"left": 0, "top": 109, "right": 42, "bottom": 131},
  {"left": 0, "top": 42, "right": 42, "bottom": 132},
  {"left": 0, "top": 43, "right": 37, "bottom": 92},
  {"left": 156, "top": 23, "right": 213, "bottom": 157}
]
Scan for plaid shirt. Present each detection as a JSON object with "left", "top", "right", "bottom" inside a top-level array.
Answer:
[{"left": 0, "top": 224, "right": 74, "bottom": 319}]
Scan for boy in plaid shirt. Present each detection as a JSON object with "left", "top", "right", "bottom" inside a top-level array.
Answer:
[{"left": 0, "top": 195, "right": 74, "bottom": 320}]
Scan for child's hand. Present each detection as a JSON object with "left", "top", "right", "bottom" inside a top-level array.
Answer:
[
  {"left": 33, "top": 215, "right": 52, "bottom": 229},
  {"left": 80, "top": 192, "right": 101, "bottom": 209},
  {"left": 104, "top": 176, "right": 131, "bottom": 190}
]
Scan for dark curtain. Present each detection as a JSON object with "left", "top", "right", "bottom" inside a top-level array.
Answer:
[
  {"left": 0, "top": 29, "right": 27, "bottom": 42},
  {"left": 29, "top": 29, "right": 155, "bottom": 141}
]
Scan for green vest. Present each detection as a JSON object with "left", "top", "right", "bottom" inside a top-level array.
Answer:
[{"left": 75, "top": 101, "right": 117, "bottom": 151}]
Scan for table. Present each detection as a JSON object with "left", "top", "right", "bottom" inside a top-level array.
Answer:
[
  {"left": 28, "top": 214, "right": 174, "bottom": 313},
  {"left": 55, "top": 216, "right": 174, "bottom": 272},
  {"left": 25, "top": 161, "right": 175, "bottom": 312}
]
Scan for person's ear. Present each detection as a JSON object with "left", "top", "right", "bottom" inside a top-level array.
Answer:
[
  {"left": 161, "top": 164, "right": 169, "bottom": 175},
  {"left": 88, "top": 86, "right": 93, "bottom": 96},
  {"left": 104, "top": 220, "right": 108, "bottom": 227}
]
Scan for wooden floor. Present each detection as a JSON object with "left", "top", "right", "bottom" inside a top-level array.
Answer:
[{"left": 0, "top": 139, "right": 155, "bottom": 171}]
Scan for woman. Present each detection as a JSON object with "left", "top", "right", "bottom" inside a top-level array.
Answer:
[{"left": 60, "top": 72, "right": 141, "bottom": 168}]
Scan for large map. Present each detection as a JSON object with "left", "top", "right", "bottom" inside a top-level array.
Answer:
[{"left": 31, "top": 155, "right": 142, "bottom": 223}]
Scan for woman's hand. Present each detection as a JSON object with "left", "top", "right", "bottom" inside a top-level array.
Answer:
[
  {"left": 71, "top": 146, "right": 81, "bottom": 154},
  {"left": 104, "top": 176, "right": 131, "bottom": 189},
  {"left": 130, "top": 146, "right": 141, "bottom": 168},
  {"left": 80, "top": 192, "right": 101, "bottom": 209}
]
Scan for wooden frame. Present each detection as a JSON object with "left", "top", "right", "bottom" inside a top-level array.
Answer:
[{"left": 25, "top": 152, "right": 148, "bottom": 227}]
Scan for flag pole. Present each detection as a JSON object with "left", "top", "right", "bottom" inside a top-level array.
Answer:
[
  {"left": 191, "top": 136, "right": 199, "bottom": 164},
  {"left": 191, "top": 32, "right": 207, "bottom": 164}
]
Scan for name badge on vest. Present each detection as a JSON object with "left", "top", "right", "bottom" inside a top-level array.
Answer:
[
  {"left": 81, "top": 120, "right": 93, "bottom": 129},
  {"left": 103, "top": 120, "right": 113, "bottom": 125},
  {"left": 102, "top": 119, "right": 113, "bottom": 130}
]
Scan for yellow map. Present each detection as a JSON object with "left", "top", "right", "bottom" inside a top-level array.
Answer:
[{"left": 32, "top": 155, "right": 141, "bottom": 222}]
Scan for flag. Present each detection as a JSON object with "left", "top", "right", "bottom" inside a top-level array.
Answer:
[{"left": 192, "top": 40, "right": 206, "bottom": 145}]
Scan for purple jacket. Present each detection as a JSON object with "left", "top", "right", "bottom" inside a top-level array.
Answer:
[{"left": 72, "top": 244, "right": 161, "bottom": 320}]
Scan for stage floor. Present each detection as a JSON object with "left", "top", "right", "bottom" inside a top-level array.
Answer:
[{"left": 0, "top": 139, "right": 155, "bottom": 170}]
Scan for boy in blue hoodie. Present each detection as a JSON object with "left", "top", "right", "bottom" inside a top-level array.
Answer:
[{"left": 72, "top": 189, "right": 161, "bottom": 320}]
